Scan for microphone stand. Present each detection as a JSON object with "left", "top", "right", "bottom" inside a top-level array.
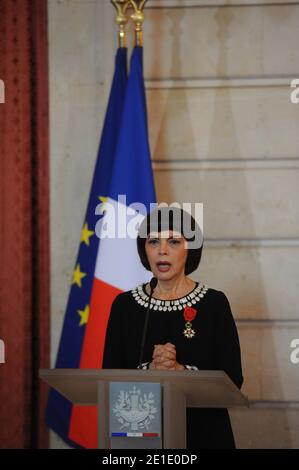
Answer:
[{"left": 138, "top": 278, "right": 157, "bottom": 368}]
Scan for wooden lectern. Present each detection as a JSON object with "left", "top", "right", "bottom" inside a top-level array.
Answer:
[{"left": 40, "top": 368, "right": 248, "bottom": 449}]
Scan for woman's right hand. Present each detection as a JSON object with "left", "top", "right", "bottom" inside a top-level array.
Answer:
[{"left": 149, "top": 342, "right": 178, "bottom": 370}]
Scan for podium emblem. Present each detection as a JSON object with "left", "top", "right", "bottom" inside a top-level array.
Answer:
[{"left": 110, "top": 382, "right": 161, "bottom": 436}]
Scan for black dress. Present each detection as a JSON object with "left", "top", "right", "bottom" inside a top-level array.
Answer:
[{"left": 102, "top": 281, "right": 244, "bottom": 449}]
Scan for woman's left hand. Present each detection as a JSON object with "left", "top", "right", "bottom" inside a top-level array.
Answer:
[{"left": 151, "top": 343, "right": 184, "bottom": 371}]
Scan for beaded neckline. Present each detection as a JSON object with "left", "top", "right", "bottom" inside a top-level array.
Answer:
[{"left": 131, "top": 281, "right": 209, "bottom": 312}]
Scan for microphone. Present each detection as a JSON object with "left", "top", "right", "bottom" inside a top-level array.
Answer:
[{"left": 138, "top": 277, "right": 158, "bottom": 368}]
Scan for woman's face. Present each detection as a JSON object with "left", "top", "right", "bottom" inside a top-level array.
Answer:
[{"left": 145, "top": 230, "right": 188, "bottom": 281}]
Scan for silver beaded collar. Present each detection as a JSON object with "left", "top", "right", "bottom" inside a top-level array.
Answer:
[{"left": 131, "top": 282, "right": 209, "bottom": 311}]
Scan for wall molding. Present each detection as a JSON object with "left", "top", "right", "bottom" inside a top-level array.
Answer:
[
  {"left": 146, "top": 76, "right": 297, "bottom": 89},
  {"left": 152, "top": 158, "right": 299, "bottom": 171},
  {"left": 148, "top": 0, "right": 299, "bottom": 8},
  {"left": 203, "top": 238, "right": 299, "bottom": 247}
]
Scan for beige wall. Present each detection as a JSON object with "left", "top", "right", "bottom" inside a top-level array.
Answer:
[{"left": 48, "top": 0, "right": 299, "bottom": 448}]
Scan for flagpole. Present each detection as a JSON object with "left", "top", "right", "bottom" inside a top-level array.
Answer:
[
  {"left": 130, "top": 0, "right": 148, "bottom": 46},
  {"left": 111, "top": 0, "right": 131, "bottom": 48}
]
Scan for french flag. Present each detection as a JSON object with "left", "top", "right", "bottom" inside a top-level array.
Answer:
[{"left": 45, "top": 46, "right": 156, "bottom": 448}]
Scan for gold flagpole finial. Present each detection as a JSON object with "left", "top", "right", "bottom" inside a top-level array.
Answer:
[
  {"left": 111, "top": 0, "right": 131, "bottom": 48},
  {"left": 130, "top": 0, "right": 148, "bottom": 47}
]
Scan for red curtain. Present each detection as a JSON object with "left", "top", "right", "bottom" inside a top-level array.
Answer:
[{"left": 0, "top": 0, "right": 49, "bottom": 448}]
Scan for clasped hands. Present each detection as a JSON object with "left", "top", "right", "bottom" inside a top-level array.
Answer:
[{"left": 149, "top": 342, "right": 184, "bottom": 371}]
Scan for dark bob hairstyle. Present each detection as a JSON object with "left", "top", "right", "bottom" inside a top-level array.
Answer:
[{"left": 137, "top": 206, "right": 203, "bottom": 276}]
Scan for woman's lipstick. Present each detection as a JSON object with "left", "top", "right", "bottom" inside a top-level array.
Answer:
[{"left": 157, "top": 261, "right": 171, "bottom": 272}]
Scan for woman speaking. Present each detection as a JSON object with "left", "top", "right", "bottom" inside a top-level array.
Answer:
[{"left": 102, "top": 206, "right": 243, "bottom": 449}]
